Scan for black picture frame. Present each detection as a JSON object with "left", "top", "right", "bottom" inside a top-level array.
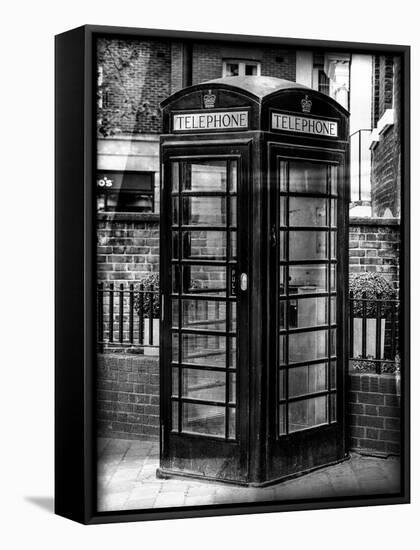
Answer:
[{"left": 55, "top": 24, "right": 410, "bottom": 525}]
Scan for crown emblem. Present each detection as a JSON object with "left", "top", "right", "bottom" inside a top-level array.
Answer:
[
  {"left": 203, "top": 89, "right": 216, "bottom": 109},
  {"left": 301, "top": 95, "right": 312, "bottom": 113}
]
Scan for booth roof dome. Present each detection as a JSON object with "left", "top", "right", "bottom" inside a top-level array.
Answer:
[{"left": 204, "top": 75, "right": 310, "bottom": 99}]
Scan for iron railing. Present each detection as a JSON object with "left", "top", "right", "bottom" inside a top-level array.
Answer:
[
  {"left": 349, "top": 291, "right": 400, "bottom": 374},
  {"left": 97, "top": 282, "right": 159, "bottom": 353}
]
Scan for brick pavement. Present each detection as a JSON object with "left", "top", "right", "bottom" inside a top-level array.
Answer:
[{"left": 97, "top": 437, "right": 400, "bottom": 512}]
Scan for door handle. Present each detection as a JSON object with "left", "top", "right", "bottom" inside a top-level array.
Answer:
[{"left": 240, "top": 273, "right": 248, "bottom": 291}]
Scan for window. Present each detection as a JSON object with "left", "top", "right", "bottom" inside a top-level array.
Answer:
[
  {"left": 223, "top": 60, "right": 261, "bottom": 77},
  {"left": 96, "top": 170, "right": 154, "bottom": 213}
]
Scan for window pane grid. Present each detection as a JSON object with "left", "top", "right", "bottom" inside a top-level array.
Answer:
[{"left": 277, "top": 159, "right": 338, "bottom": 437}]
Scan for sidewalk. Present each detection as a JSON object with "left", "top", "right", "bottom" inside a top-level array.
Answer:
[{"left": 97, "top": 437, "right": 400, "bottom": 512}]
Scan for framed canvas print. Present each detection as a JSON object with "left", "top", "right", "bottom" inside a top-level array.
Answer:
[{"left": 55, "top": 25, "right": 410, "bottom": 524}]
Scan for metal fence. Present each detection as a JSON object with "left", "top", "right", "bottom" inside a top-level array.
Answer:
[
  {"left": 349, "top": 291, "right": 400, "bottom": 374},
  {"left": 97, "top": 282, "right": 159, "bottom": 353}
]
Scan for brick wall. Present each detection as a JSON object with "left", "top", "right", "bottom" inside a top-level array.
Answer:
[
  {"left": 347, "top": 372, "right": 401, "bottom": 456},
  {"left": 349, "top": 218, "right": 400, "bottom": 289},
  {"left": 97, "top": 354, "right": 160, "bottom": 440},
  {"left": 97, "top": 213, "right": 159, "bottom": 283}
]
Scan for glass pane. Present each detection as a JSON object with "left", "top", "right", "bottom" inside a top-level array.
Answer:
[
  {"left": 229, "top": 337, "right": 237, "bottom": 368},
  {"left": 330, "top": 199, "right": 337, "bottom": 227},
  {"left": 331, "top": 328, "right": 337, "bottom": 356},
  {"left": 279, "top": 161, "right": 288, "bottom": 192},
  {"left": 172, "top": 368, "right": 179, "bottom": 396},
  {"left": 172, "top": 233, "right": 179, "bottom": 259},
  {"left": 288, "top": 363, "right": 328, "bottom": 398},
  {"left": 278, "top": 369, "right": 286, "bottom": 400},
  {"left": 229, "top": 302, "right": 237, "bottom": 332},
  {"left": 183, "top": 196, "right": 226, "bottom": 226},
  {"left": 182, "top": 402, "right": 225, "bottom": 437},
  {"left": 172, "top": 401, "right": 179, "bottom": 431},
  {"left": 229, "top": 373, "right": 236, "bottom": 403},
  {"left": 289, "top": 265, "right": 328, "bottom": 293},
  {"left": 183, "top": 231, "right": 227, "bottom": 260},
  {"left": 291, "top": 297, "right": 328, "bottom": 329},
  {"left": 182, "top": 368, "right": 226, "bottom": 402},
  {"left": 289, "top": 161, "right": 327, "bottom": 194},
  {"left": 279, "top": 231, "right": 286, "bottom": 261},
  {"left": 245, "top": 64, "right": 257, "bottom": 75},
  {"left": 230, "top": 230, "right": 237, "bottom": 260},
  {"left": 172, "top": 333, "right": 179, "bottom": 363},
  {"left": 172, "top": 197, "right": 179, "bottom": 225},
  {"left": 279, "top": 196, "right": 287, "bottom": 227},
  {"left": 172, "top": 265, "right": 180, "bottom": 294},
  {"left": 279, "top": 266, "right": 286, "bottom": 295},
  {"left": 330, "top": 296, "right": 336, "bottom": 324},
  {"left": 182, "top": 334, "right": 226, "bottom": 367},
  {"left": 228, "top": 407, "right": 236, "bottom": 439},
  {"left": 331, "top": 231, "right": 337, "bottom": 260},
  {"left": 330, "top": 360, "right": 337, "bottom": 390},
  {"left": 330, "top": 393, "right": 337, "bottom": 422},
  {"left": 171, "top": 299, "right": 179, "bottom": 328},
  {"left": 289, "top": 230, "right": 328, "bottom": 261},
  {"left": 278, "top": 403, "right": 286, "bottom": 435},
  {"left": 288, "top": 330, "right": 328, "bottom": 363},
  {"left": 226, "top": 63, "right": 239, "bottom": 77},
  {"left": 171, "top": 162, "right": 179, "bottom": 192},
  {"left": 185, "top": 161, "right": 227, "bottom": 192},
  {"left": 229, "top": 196, "right": 237, "bottom": 227},
  {"left": 330, "top": 166, "right": 338, "bottom": 195},
  {"left": 229, "top": 161, "right": 237, "bottom": 193},
  {"left": 289, "top": 396, "right": 328, "bottom": 433},
  {"left": 279, "top": 334, "right": 286, "bottom": 365},
  {"left": 181, "top": 300, "right": 226, "bottom": 331},
  {"left": 279, "top": 300, "right": 286, "bottom": 330},
  {"left": 330, "top": 264, "right": 336, "bottom": 291},
  {"left": 183, "top": 265, "right": 226, "bottom": 296},
  {"left": 289, "top": 197, "right": 327, "bottom": 227}
]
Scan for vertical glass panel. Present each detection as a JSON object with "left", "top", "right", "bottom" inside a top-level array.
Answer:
[
  {"left": 330, "top": 393, "right": 337, "bottom": 422},
  {"left": 330, "top": 360, "right": 337, "bottom": 390},
  {"left": 172, "top": 197, "right": 179, "bottom": 225},
  {"left": 279, "top": 300, "right": 286, "bottom": 330},
  {"left": 171, "top": 299, "right": 179, "bottom": 328},
  {"left": 229, "top": 337, "right": 237, "bottom": 369},
  {"left": 228, "top": 407, "right": 236, "bottom": 439},
  {"left": 172, "top": 233, "right": 179, "bottom": 259},
  {"left": 278, "top": 369, "right": 286, "bottom": 401},
  {"left": 330, "top": 264, "right": 336, "bottom": 291},
  {"left": 172, "top": 368, "right": 179, "bottom": 396},
  {"left": 330, "top": 328, "right": 337, "bottom": 356},
  {"left": 229, "top": 373, "right": 236, "bottom": 403},
  {"left": 289, "top": 231, "right": 328, "bottom": 261},
  {"left": 181, "top": 300, "right": 226, "bottom": 331},
  {"left": 229, "top": 160, "right": 237, "bottom": 193},
  {"left": 279, "top": 196, "right": 287, "bottom": 227},
  {"left": 183, "top": 265, "right": 226, "bottom": 296},
  {"left": 229, "top": 196, "right": 237, "bottom": 227},
  {"left": 331, "top": 231, "right": 337, "bottom": 260},
  {"left": 183, "top": 231, "right": 227, "bottom": 260},
  {"left": 330, "top": 199, "right": 337, "bottom": 227},
  {"left": 279, "top": 161, "right": 288, "bottom": 192},
  {"left": 330, "top": 166, "right": 338, "bottom": 195},
  {"left": 289, "top": 161, "right": 327, "bottom": 194},
  {"left": 288, "top": 330, "right": 328, "bottom": 363},
  {"left": 185, "top": 161, "right": 227, "bottom": 192},
  {"left": 289, "top": 396, "right": 328, "bottom": 433},
  {"left": 182, "top": 334, "right": 226, "bottom": 367},
  {"left": 182, "top": 368, "right": 226, "bottom": 402},
  {"left": 172, "top": 401, "right": 179, "bottom": 431},
  {"left": 172, "top": 333, "right": 179, "bottom": 363},
  {"left": 279, "top": 334, "right": 286, "bottom": 365},
  {"left": 230, "top": 230, "right": 237, "bottom": 260},
  {"left": 278, "top": 403, "right": 287, "bottom": 435},
  {"left": 289, "top": 265, "right": 328, "bottom": 293},
  {"left": 289, "top": 197, "right": 327, "bottom": 227},
  {"left": 172, "top": 265, "right": 180, "bottom": 294},
  {"left": 279, "top": 266, "right": 286, "bottom": 295},
  {"left": 229, "top": 302, "right": 237, "bottom": 332},
  {"left": 330, "top": 296, "right": 336, "bottom": 324},
  {"left": 288, "top": 363, "right": 328, "bottom": 398},
  {"left": 292, "top": 297, "right": 328, "bottom": 329},
  {"left": 279, "top": 230, "right": 287, "bottom": 261},
  {"left": 171, "top": 162, "right": 179, "bottom": 192},
  {"left": 182, "top": 402, "right": 225, "bottom": 436},
  {"left": 182, "top": 197, "right": 226, "bottom": 226}
]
